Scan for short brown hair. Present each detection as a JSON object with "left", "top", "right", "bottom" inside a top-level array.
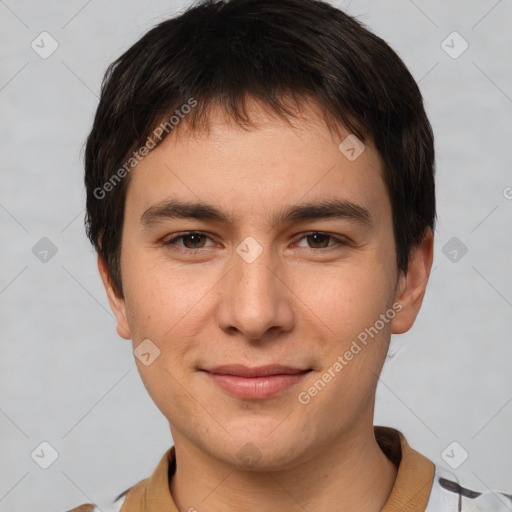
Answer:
[{"left": 84, "top": 0, "right": 435, "bottom": 297}]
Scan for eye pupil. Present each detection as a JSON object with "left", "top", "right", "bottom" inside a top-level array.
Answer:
[
  {"left": 184, "top": 233, "right": 206, "bottom": 248},
  {"left": 308, "top": 233, "right": 329, "bottom": 248}
]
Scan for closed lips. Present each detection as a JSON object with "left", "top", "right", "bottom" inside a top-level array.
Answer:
[{"left": 202, "top": 365, "right": 312, "bottom": 377}]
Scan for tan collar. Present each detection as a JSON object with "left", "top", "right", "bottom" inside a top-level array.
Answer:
[
  {"left": 376, "top": 427, "right": 435, "bottom": 512},
  {"left": 121, "top": 427, "right": 435, "bottom": 511}
]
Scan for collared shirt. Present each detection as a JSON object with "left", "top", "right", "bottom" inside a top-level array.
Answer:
[{"left": 67, "top": 427, "right": 512, "bottom": 512}]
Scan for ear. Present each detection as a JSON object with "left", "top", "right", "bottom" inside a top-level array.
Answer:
[
  {"left": 97, "top": 254, "right": 131, "bottom": 340},
  {"left": 391, "top": 229, "right": 434, "bottom": 334}
]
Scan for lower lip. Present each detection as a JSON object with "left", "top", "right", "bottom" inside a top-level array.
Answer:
[{"left": 203, "top": 371, "right": 311, "bottom": 400}]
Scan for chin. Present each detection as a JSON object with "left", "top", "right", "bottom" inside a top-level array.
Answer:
[{"left": 208, "top": 428, "right": 313, "bottom": 472}]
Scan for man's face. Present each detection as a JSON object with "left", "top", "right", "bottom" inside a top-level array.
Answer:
[{"left": 104, "top": 100, "right": 413, "bottom": 469}]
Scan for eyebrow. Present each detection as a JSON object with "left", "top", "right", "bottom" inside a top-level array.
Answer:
[{"left": 140, "top": 197, "right": 372, "bottom": 229}]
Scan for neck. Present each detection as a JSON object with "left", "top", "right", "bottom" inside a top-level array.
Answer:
[{"left": 169, "top": 424, "right": 397, "bottom": 512}]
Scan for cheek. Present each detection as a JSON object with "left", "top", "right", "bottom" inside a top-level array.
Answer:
[
  {"left": 308, "top": 262, "right": 395, "bottom": 331},
  {"left": 121, "top": 248, "right": 200, "bottom": 337},
  {"left": 121, "top": 254, "right": 223, "bottom": 396}
]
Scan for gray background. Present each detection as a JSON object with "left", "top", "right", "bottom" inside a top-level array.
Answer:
[{"left": 1, "top": 0, "right": 511, "bottom": 510}]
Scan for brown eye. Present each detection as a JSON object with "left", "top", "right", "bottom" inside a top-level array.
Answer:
[
  {"left": 180, "top": 233, "right": 207, "bottom": 249},
  {"left": 305, "top": 233, "right": 331, "bottom": 248},
  {"left": 295, "top": 232, "right": 348, "bottom": 250},
  {"left": 163, "top": 232, "right": 213, "bottom": 250}
]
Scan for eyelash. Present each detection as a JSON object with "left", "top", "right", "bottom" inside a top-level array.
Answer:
[{"left": 162, "top": 231, "right": 349, "bottom": 253}]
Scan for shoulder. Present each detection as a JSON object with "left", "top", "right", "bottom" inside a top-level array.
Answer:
[
  {"left": 425, "top": 465, "right": 512, "bottom": 511},
  {"left": 65, "top": 449, "right": 165, "bottom": 512},
  {"left": 65, "top": 489, "right": 127, "bottom": 512}
]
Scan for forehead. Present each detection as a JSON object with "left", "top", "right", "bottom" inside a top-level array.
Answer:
[{"left": 124, "top": 99, "right": 389, "bottom": 224}]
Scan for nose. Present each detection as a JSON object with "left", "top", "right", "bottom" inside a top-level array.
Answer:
[{"left": 215, "top": 241, "right": 295, "bottom": 341}]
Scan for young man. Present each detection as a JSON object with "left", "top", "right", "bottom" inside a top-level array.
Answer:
[{"left": 70, "top": 0, "right": 510, "bottom": 510}]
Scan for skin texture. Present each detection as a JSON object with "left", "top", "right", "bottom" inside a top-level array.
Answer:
[{"left": 98, "top": 99, "right": 433, "bottom": 512}]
